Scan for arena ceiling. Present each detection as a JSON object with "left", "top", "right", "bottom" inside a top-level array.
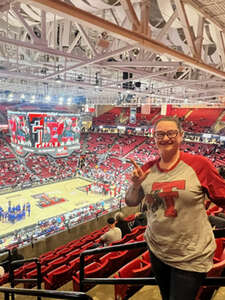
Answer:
[{"left": 0, "top": 0, "right": 225, "bottom": 107}]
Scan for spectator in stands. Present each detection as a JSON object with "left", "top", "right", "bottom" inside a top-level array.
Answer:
[
  {"left": 10, "top": 247, "right": 24, "bottom": 268},
  {"left": 208, "top": 214, "right": 225, "bottom": 229},
  {"left": 114, "top": 212, "right": 131, "bottom": 237},
  {"left": 0, "top": 266, "right": 4, "bottom": 277},
  {"left": 100, "top": 217, "right": 122, "bottom": 246},
  {"left": 125, "top": 116, "right": 225, "bottom": 300},
  {"left": 132, "top": 212, "right": 147, "bottom": 228}
]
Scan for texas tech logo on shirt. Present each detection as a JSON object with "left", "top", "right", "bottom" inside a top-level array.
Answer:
[{"left": 145, "top": 180, "right": 185, "bottom": 217}]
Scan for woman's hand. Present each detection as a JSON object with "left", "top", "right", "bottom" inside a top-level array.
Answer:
[{"left": 130, "top": 159, "right": 150, "bottom": 187}]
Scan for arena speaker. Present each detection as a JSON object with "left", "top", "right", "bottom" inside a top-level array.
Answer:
[
  {"left": 134, "top": 82, "right": 141, "bottom": 88},
  {"left": 123, "top": 72, "right": 134, "bottom": 89}
]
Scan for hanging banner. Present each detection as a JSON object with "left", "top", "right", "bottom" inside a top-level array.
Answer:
[
  {"left": 161, "top": 104, "right": 172, "bottom": 116},
  {"left": 130, "top": 107, "right": 136, "bottom": 124},
  {"left": 141, "top": 97, "right": 151, "bottom": 115},
  {"left": 161, "top": 104, "right": 167, "bottom": 116}
]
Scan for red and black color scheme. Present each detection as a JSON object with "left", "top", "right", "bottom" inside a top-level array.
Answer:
[{"left": 8, "top": 111, "right": 81, "bottom": 157}]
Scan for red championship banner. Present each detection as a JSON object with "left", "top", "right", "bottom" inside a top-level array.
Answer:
[{"left": 161, "top": 104, "right": 172, "bottom": 116}]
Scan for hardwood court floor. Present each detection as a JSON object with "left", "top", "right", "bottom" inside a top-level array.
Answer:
[{"left": 0, "top": 177, "right": 112, "bottom": 240}]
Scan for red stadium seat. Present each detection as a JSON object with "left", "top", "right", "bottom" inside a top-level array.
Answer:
[
  {"left": 124, "top": 214, "right": 135, "bottom": 222},
  {"left": 141, "top": 250, "right": 150, "bottom": 263},
  {"left": 45, "top": 256, "right": 69, "bottom": 273},
  {"left": 23, "top": 265, "right": 47, "bottom": 288},
  {"left": 53, "top": 244, "right": 67, "bottom": 254},
  {"left": 214, "top": 238, "right": 225, "bottom": 262},
  {"left": 81, "top": 241, "right": 94, "bottom": 250},
  {"left": 40, "top": 253, "right": 59, "bottom": 265},
  {"left": 55, "top": 247, "right": 73, "bottom": 256},
  {"left": 125, "top": 239, "right": 146, "bottom": 260},
  {"left": 110, "top": 237, "right": 125, "bottom": 246},
  {"left": 121, "top": 227, "right": 144, "bottom": 243},
  {"left": 197, "top": 239, "right": 225, "bottom": 300},
  {"left": 73, "top": 258, "right": 109, "bottom": 292},
  {"left": 22, "top": 262, "right": 36, "bottom": 274},
  {"left": 68, "top": 257, "right": 80, "bottom": 274},
  {"left": 132, "top": 225, "right": 147, "bottom": 235},
  {"left": 43, "top": 264, "right": 73, "bottom": 290},
  {"left": 0, "top": 273, "right": 9, "bottom": 286},
  {"left": 99, "top": 250, "right": 129, "bottom": 276},
  {"left": 68, "top": 254, "right": 94, "bottom": 276},
  {"left": 65, "top": 248, "right": 82, "bottom": 262},
  {"left": 206, "top": 205, "right": 223, "bottom": 216},
  {"left": 13, "top": 267, "right": 25, "bottom": 285},
  {"left": 114, "top": 257, "right": 151, "bottom": 300},
  {"left": 135, "top": 233, "right": 144, "bottom": 241}
]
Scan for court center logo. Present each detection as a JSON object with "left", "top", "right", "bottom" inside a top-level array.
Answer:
[{"left": 32, "top": 193, "right": 66, "bottom": 208}]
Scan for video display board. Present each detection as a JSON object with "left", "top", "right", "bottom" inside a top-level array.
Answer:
[{"left": 8, "top": 111, "right": 81, "bottom": 157}]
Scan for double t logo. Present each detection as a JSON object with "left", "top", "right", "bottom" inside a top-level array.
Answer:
[{"left": 146, "top": 180, "right": 185, "bottom": 217}]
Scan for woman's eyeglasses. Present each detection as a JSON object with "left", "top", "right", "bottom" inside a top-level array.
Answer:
[{"left": 154, "top": 130, "right": 179, "bottom": 140}]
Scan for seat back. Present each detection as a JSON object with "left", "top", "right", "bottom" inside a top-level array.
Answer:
[
  {"left": 114, "top": 257, "right": 151, "bottom": 300},
  {"left": 214, "top": 238, "right": 224, "bottom": 261},
  {"left": 44, "top": 264, "right": 73, "bottom": 290},
  {"left": 142, "top": 250, "right": 150, "bottom": 263}
]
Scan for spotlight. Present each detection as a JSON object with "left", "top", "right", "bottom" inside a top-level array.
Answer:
[{"left": 45, "top": 96, "right": 51, "bottom": 101}]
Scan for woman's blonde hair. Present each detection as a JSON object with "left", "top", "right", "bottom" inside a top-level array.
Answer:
[{"left": 114, "top": 212, "right": 124, "bottom": 221}]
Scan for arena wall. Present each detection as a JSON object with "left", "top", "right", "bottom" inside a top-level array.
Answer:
[{"left": 17, "top": 205, "right": 138, "bottom": 259}]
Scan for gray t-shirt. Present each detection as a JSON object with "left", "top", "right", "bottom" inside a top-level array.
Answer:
[
  {"left": 141, "top": 151, "right": 225, "bottom": 272},
  {"left": 100, "top": 227, "right": 122, "bottom": 246}
]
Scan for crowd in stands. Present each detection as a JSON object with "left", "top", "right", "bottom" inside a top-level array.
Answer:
[
  {"left": 0, "top": 132, "right": 223, "bottom": 191},
  {"left": 92, "top": 107, "right": 225, "bottom": 135},
  {"left": 25, "top": 153, "right": 78, "bottom": 183},
  {"left": 0, "top": 107, "right": 224, "bottom": 250},
  {"left": 0, "top": 139, "right": 15, "bottom": 159},
  {"left": 0, "top": 198, "right": 121, "bottom": 250},
  {"left": 0, "top": 159, "right": 34, "bottom": 189},
  {"left": 0, "top": 206, "right": 224, "bottom": 300},
  {"left": 0, "top": 212, "right": 148, "bottom": 293}
]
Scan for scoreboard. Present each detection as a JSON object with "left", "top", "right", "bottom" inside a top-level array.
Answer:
[{"left": 8, "top": 111, "right": 81, "bottom": 157}]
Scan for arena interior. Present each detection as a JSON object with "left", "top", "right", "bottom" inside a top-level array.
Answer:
[{"left": 0, "top": 0, "right": 225, "bottom": 299}]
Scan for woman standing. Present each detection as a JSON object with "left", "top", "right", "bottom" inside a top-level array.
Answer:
[{"left": 125, "top": 116, "right": 225, "bottom": 300}]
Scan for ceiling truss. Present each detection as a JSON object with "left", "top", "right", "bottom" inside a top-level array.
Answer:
[{"left": 0, "top": 0, "right": 224, "bottom": 106}]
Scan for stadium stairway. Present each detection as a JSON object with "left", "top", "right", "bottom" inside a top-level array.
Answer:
[
  {"left": 213, "top": 111, "right": 225, "bottom": 133},
  {"left": 184, "top": 109, "right": 193, "bottom": 119}
]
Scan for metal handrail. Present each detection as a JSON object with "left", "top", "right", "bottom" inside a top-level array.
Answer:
[
  {"left": 4, "top": 257, "right": 42, "bottom": 300},
  {"left": 80, "top": 241, "right": 147, "bottom": 291},
  {"left": 0, "top": 287, "right": 92, "bottom": 300},
  {"left": 79, "top": 229, "right": 225, "bottom": 292}
]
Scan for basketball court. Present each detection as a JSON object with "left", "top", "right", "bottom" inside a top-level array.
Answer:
[{"left": 0, "top": 177, "right": 113, "bottom": 238}]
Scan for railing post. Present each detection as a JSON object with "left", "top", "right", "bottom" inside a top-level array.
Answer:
[
  {"left": 4, "top": 291, "right": 9, "bottom": 300},
  {"left": 36, "top": 260, "right": 42, "bottom": 300},
  {"left": 9, "top": 262, "right": 14, "bottom": 300},
  {"left": 80, "top": 253, "right": 85, "bottom": 292}
]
